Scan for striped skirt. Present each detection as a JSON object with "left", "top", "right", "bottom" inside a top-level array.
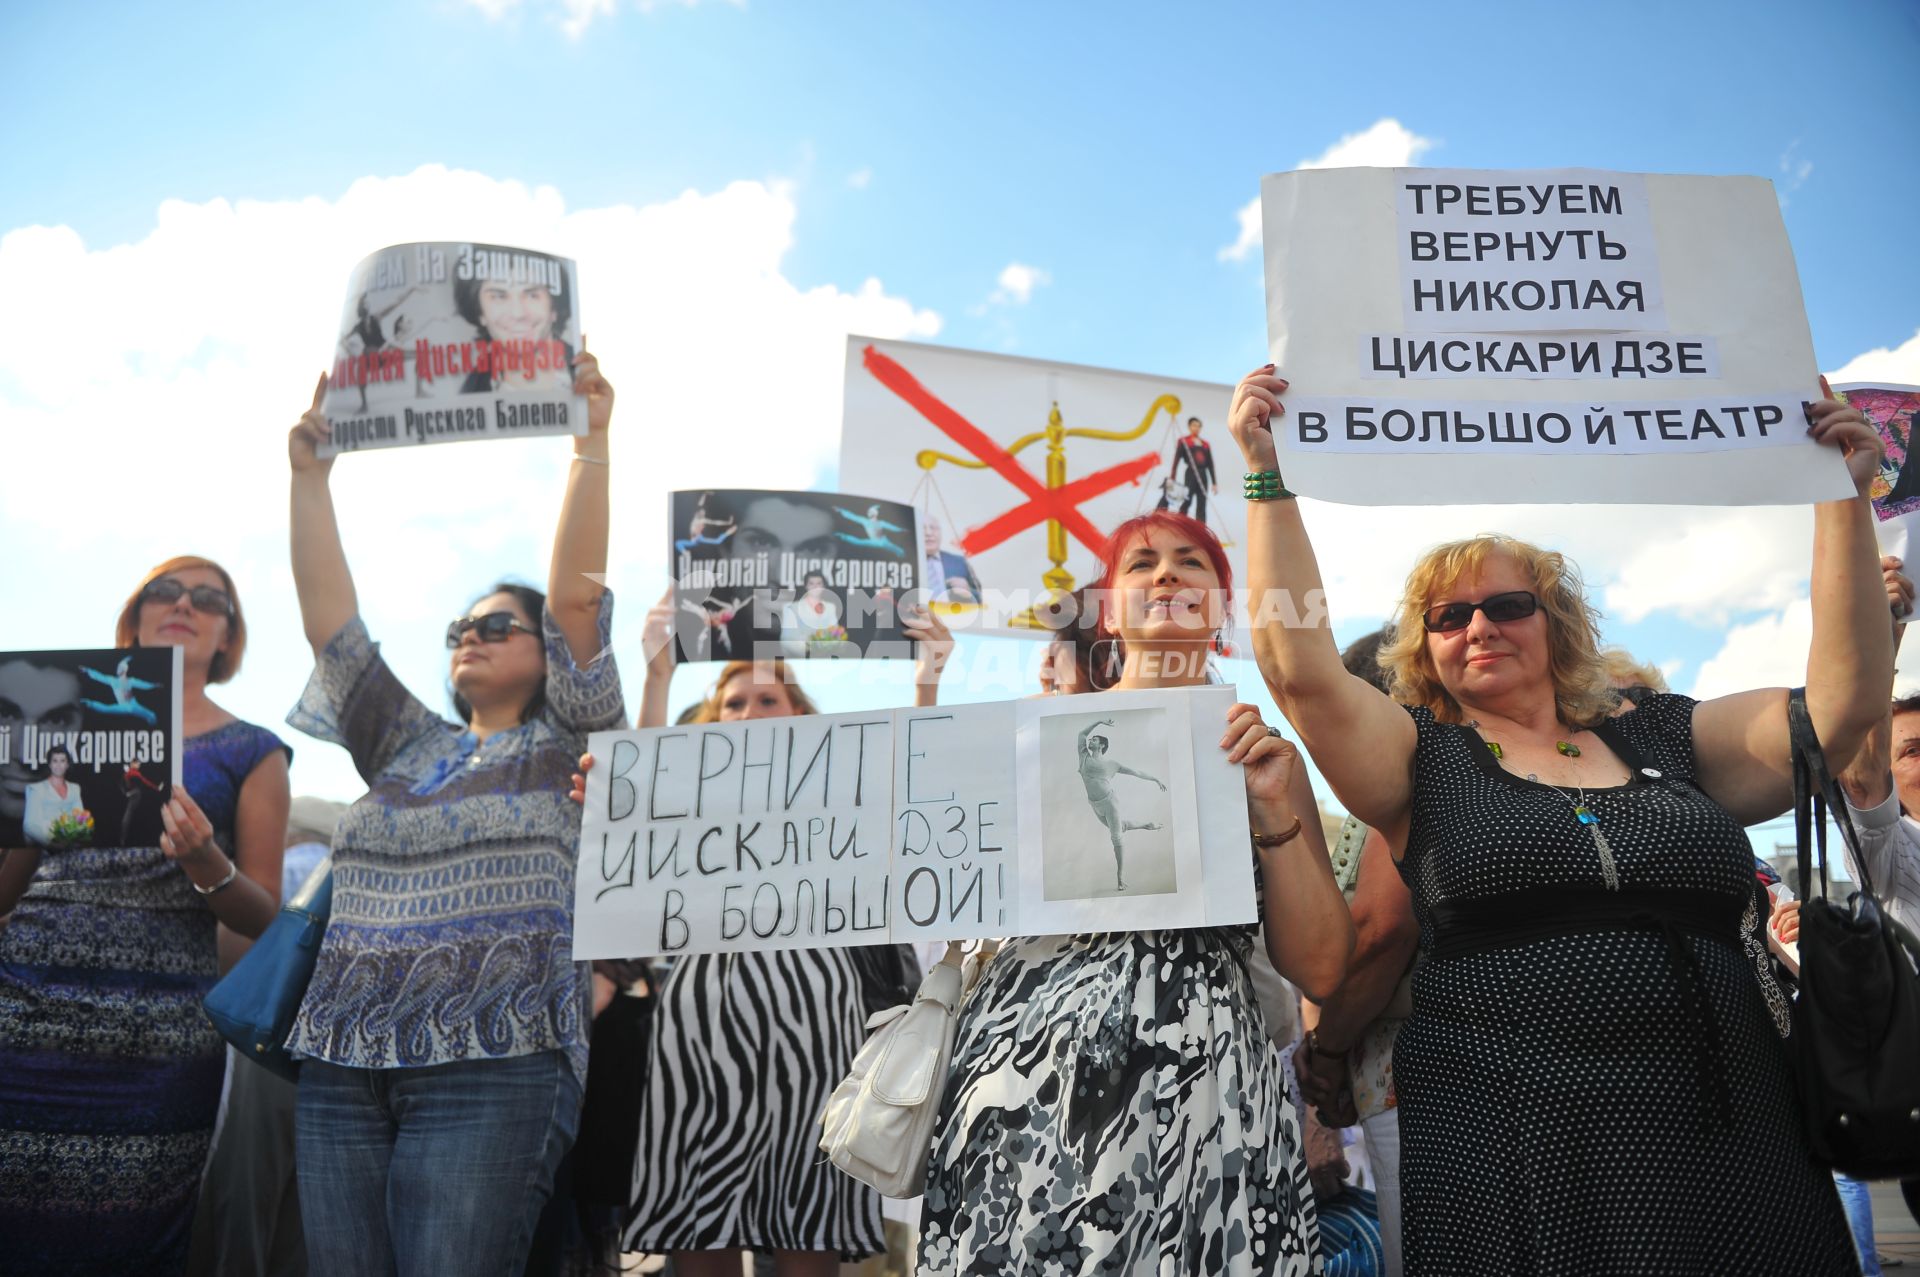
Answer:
[{"left": 623, "top": 949, "right": 884, "bottom": 1258}]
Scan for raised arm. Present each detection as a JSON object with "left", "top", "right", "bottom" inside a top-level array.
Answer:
[
  {"left": 547, "top": 348, "right": 614, "bottom": 667},
  {"left": 1692, "top": 398, "right": 1891, "bottom": 823},
  {"left": 1230, "top": 367, "right": 1417, "bottom": 834},
  {"left": 289, "top": 373, "right": 360, "bottom": 657}
]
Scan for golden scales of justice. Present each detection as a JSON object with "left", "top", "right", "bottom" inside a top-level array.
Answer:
[{"left": 914, "top": 392, "right": 1237, "bottom": 629}]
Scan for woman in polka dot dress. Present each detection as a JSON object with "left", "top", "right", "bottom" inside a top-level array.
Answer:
[{"left": 1227, "top": 365, "right": 1884, "bottom": 1276}]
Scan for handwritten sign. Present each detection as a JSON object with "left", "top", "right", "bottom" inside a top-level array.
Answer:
[{"left": 572, "top": 686, "right": 1256, "bottom": 958}]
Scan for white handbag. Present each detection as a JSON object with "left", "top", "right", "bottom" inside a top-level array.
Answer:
[{"left": 818, "top": 942, "right": 972, "bottom": 1198}]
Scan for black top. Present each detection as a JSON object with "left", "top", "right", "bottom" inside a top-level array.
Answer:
[{"left": 1391, "top": 693, "right": 1856, "bottom": 1275}]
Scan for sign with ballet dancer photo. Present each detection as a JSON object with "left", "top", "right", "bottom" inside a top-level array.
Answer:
[
  {"left": 0, "top": 647, "right": 183, "bottom": 851},
  {"left": 1260, "top": 168, "right": 1851, "bottom": 505},
  {"left": 569, "top": 685, "right": 1256, "bottom": 959},
  {"left": 667, "top": 489, "right": 923, "bottom": 663},
  {"left": 318, "top": 242, "right": 587, "bottom": 456},
  {"left": 837, "top": 337, "right": 1238, "bottom": 637}
]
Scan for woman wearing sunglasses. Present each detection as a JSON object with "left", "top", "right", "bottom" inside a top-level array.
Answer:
[
  {"left": 1227, "top": 366, "right": 1883, "bottom": 1275},
  {"left": 283, "top": 353, "right": 623, "bottom": 1276},
  {"left": 0, "top": 557, "right": 292, "bottom": 1276}
]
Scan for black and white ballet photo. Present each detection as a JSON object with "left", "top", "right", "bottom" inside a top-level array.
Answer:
[{"left": 1037, "top": 707, "right": 1177, "bottom": 900}]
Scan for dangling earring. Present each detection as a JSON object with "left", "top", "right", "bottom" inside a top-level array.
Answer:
[
  {"left": 1210, "top": 632, "right": 1233, "bottom": 657},
  {"left": 1090, "top": 638, "right": 1122, "bottom": 687}
]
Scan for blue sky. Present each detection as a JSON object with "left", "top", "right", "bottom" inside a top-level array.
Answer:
[{"left": 3, "top": 0, "right": 1917, "bottom": 826}]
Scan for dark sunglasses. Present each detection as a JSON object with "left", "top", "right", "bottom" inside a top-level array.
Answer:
[
  {"left": 1422, "top": 590, "right": 1539, "bottom": 633},
  {"left": 445, "top": 611, "right": 538, "bottom": 649},
  {"left": 141, "top": 578, "right": 234, "bottom": 617}
]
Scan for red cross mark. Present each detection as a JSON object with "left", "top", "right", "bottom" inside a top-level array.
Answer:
[{"left": 862, "top": 345, "right": 1160, "bottom": 557}]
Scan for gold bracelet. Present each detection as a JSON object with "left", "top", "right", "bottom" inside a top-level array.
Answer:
[{"left": 1251, "top": 816, "right": 1304, "bottom": 849}]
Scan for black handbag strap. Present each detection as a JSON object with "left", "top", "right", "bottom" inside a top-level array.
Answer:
[{"left": 1786, "top": 688, "right": 1875, "bottom": 903}]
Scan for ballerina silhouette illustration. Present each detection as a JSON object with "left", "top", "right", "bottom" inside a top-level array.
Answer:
[
  {"left": 832, "top": 504, "right": 907, "bottom": 557},
  {"left": 79, "top": 658, "right": 160, "bottom": 726}
]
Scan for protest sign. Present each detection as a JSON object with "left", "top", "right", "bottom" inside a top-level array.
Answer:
[
  {"left": 1836, "top": 382, "right": 1920, "bottom": 607},
  {"left": 668, "top": 489, "right": 922, "bottom": 663},
  {"left": 0, "top": 648, "right": 183, "bottom": 850},
  {"left": 571, "top": 686, "right": 1256, "bottom": 958},
  {"left": 319, "top": 242, "right": 587, "bottom": 456},
  {"left": 838, "top": 337, "right": 1238, "bottom": 636},
  {"left": 1260, "top": 168, "right": 1849, "bottom": 505}
]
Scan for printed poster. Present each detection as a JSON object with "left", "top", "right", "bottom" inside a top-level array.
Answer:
[
  {"left": 668, "top": 489, "right": 922, "bottom": 663},
  {"left": 1259, "top": 168, "right": 1850, "bottom": 505},
  {"left": 0, "top": 648, "right": 184, "bottom": 851},
  {"left": 838, "top": 337, "right": 1238, "bottom": 637},
  {"left": 320, "top": 241, "right": 587, "bottom": 456},
  {"left": 1836, "top": 381, "right": 1920, "bottom": 603}
]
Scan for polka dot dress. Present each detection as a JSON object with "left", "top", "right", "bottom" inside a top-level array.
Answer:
[{"left": 1393, "top": 694, "right": 1858, "bottom": 1276}]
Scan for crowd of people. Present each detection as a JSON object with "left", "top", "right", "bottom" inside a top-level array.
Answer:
[{"left": 0, "top": 345, "right": 1915, "bottom": 1277}]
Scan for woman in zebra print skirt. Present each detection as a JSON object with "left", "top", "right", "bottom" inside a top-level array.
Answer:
[{"left": 618, "top": 603, "right": 950, "bottom": 1275}]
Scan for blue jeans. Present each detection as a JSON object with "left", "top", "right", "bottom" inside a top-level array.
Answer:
[
  {"left": 296, "top": 1052, "right": 582, "bottom": 1277},
  {"left": 1833, "top": 1171, "right": 1881, "bottom": 1277}
]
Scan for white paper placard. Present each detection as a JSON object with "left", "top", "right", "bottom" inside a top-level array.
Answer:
[{"left": 1260, "top": 167, "right": 1849, "bottom": 506}]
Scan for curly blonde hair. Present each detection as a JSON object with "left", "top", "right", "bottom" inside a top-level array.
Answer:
[
  {"left": 691, "top": 660, "right": 821, "bottom": 722},
  {"left": 1378, "top": 535, "right": 1615, "bottom": 728}
]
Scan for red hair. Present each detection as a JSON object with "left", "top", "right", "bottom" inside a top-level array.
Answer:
[{"left": 1093, "top": 511, "right": 1233, "bottom": 638}]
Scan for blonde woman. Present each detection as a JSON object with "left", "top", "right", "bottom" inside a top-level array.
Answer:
[{"left": 1227, "top": 365, "right": 1880, "bottom": 1275}]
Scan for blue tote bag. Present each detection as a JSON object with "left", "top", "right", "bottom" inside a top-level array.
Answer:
[{"left": 202, "top": 856, "right": 332, "bottom": 1081}]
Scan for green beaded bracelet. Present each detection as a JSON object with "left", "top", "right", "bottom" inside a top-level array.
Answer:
[{"left": 1243, "top": 470, "right": 1295, "bottom": 501}]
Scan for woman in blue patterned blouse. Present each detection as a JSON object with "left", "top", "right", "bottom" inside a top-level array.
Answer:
[
  {"left": 0, "top": 556, "right": 294, "bottom": 1276},
  {"left": 283, "top": 353, "right": 624, "bottom": 1276}
]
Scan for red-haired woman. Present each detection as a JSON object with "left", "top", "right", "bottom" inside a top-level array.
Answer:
[
  {"left": 917, "top": 510, "right": 1354, "bottom": 1276},
  {"left": 0, "top": 556, "right": 292, "bottom": 1276}
]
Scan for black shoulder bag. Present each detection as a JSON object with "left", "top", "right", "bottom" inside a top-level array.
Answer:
[{"left": 1786, "top": 688, "right": 1920, "bottom": 1178}]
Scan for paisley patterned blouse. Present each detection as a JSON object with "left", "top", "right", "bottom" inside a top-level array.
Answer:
[{"left": 284, "top": 594, "right": 623, "bottom": 1080}]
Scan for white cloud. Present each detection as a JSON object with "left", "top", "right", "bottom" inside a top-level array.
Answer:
[
  {"left": 1777, "top": 141, "right": 1814, "bottom": 205},
  {"left": 0, "top": 164, "right": 936, "bottom": 800},
  {"left": 1687, "top": 600, "right": 1811, "bottom": 699},
  {"left": 1829, "top": 328, "right": 1920, "bottom": 385},
  {"left": 988, "top": 261, "right": 1049, "bottom": 306},
  {"left": 1218, "top": 118, "right": 1435, "bottom": 263},
  {"left": 456, "top": 0, "right": 737, "bottom": 37},
  {"left": 847, "top": 168, "right": 872, "bottom": 190},
  {"left": 1603, "top": 507, "right": 1814, "bottom": 625},
  {"left": 560, "top": 0, "right": 617, "bottom": 37}
]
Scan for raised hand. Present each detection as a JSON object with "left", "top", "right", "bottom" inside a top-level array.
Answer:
[
  {"left": 572, "top": 342, "right": 615, "bottom": 434},
  {"left": 1808, "top": 377, "right": 1884, "bottom": 499},
  {"left": 904, "top": 603, "right": 954, "bottom": 689},
  {"left": 288, "top": 373, "right": 335, "bottom": 477},
  {"left": 1228, "top": 365, "right": 1289, "bottom": 472},
  {"left": 1221, "top": 701, "right": 1297, "bottom": 806}
]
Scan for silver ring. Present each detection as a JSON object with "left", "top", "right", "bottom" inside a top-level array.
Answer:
[{"left": 1266, "top": 724, "right": 1283, "bottom": 739}]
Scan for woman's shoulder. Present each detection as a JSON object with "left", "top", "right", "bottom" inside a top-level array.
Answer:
[{"left": 192, "top": 716, "right": 294, "bottom": 772}]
